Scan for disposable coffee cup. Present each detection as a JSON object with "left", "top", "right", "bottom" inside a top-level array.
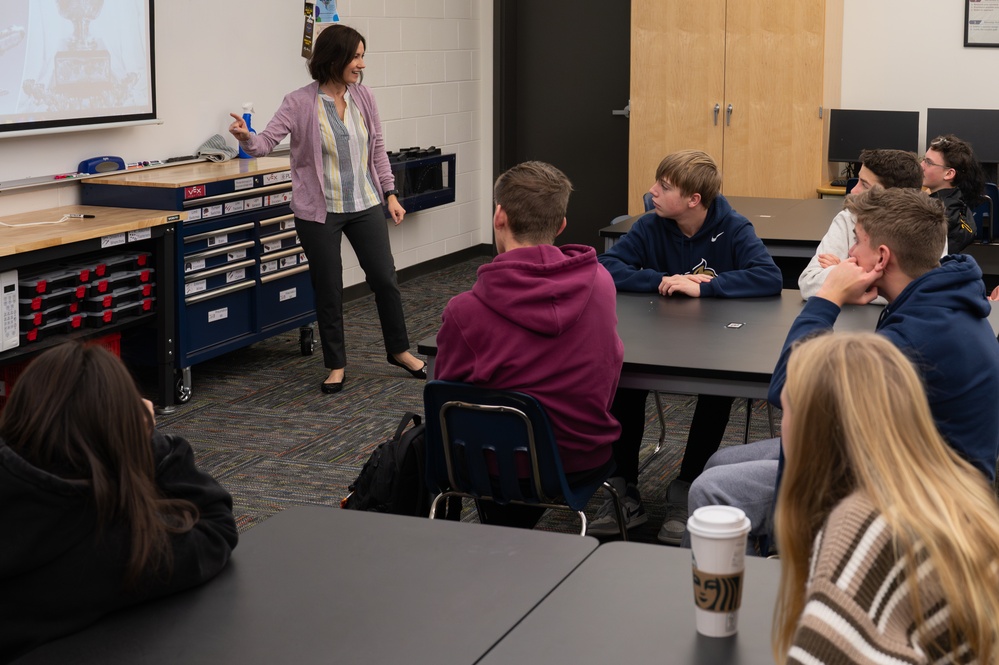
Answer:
[{"left": 686, "top": 505, "right": 752, "bottom": 637}]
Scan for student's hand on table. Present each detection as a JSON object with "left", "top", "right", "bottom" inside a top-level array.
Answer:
[
  {"left": 816, "top": 258, "right": 881, "bottom": 306},
  {"left": 387, "top": 197, "right": 406, "bottom": 225},
  {"left": 989, "top": 285, "right": 999, "bottom": 302},
  {"left": 227, "top": 113, "right": 252, "bottom": 142},
  {"left": 817, "top": 253, "right": 841, "bottom": 269},
  {"left": 659, "top": 273, "right": 712, "bottom": 297}
]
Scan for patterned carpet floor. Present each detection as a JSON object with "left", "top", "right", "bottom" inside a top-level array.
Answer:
[{"left": 154, "top": 256, "right": 782, "bottom": 543}]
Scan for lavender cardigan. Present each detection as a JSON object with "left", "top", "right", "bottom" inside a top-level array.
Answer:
[{"left": 239, "top": 81, "right": 395, "bottom": 223}]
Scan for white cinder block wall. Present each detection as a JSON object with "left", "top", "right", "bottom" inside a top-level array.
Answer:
[{"left": 334, "top": 0, "right": 493, "bottom": 288}]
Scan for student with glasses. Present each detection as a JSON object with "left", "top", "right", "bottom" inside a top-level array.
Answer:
[{"left": 922, "top": 134, "right": 986, "bottom": 252}]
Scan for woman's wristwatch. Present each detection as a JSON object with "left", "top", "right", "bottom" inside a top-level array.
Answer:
[{"left": 384, "top": 189, "right": 400, "bottom": 199}]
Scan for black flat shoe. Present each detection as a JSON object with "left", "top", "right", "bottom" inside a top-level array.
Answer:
[
  {"left": 321, "top": 375, "right": 346, "bottom": 394},
  {"left": 387, "top": 354, "right": 427, "bottom": 380}
]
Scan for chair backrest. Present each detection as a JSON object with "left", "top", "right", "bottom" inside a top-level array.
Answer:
[
  {"left": 642, "top": 191, "right": 654, "bottom": 211},
  {"left": 982, "top": 183, "right": 999, "bottom": 243},
  {"left": 846, "top": 177, "right": 858, "bottom": 193},
  {"left": 424, "top": 380, "right": 574, "bottom": 508}
]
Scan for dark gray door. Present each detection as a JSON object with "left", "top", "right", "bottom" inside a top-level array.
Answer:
[{"left": 495, "top": 1, "right": 631, "bottom": 251}]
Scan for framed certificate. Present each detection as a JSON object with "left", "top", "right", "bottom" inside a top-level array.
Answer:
[{"left": 966, "top": 0, "right": 999, "bottom": 47}]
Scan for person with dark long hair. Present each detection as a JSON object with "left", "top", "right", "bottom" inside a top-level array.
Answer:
[
  {"left": 229, "top": 24, "right": 426, "bottom": 394},
  {"left": 922, "top": 133, "right": 986, "bottom": 252},
  {"left": 772, "top": 332, "right": 999, "bottom": 664},
  {"left": 0, "top": 342, "right": 238, "bottom": 661}
]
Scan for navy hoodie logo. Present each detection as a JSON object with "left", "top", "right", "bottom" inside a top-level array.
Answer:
[{"left": 687, "top": 258, "right": 718, "bottom": 278}]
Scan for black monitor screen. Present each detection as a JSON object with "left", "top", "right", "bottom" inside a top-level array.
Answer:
[
  {"left": 828, "top": 109, "right": 920, "bottom": 163},
  {"left": 926, "top": 109, "right": 999, "bottom": 163}
]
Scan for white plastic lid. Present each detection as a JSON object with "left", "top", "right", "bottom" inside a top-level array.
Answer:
[{"left": 686, "top": 505, "right": 751, "bottom": 539}]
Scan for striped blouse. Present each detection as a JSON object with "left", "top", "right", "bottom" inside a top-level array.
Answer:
[
  {"left": 317, "top": 91, "right": 380, "bottom": 214},
  {"left": 788, "top": 492, "right": 972, "bottom": 665}
]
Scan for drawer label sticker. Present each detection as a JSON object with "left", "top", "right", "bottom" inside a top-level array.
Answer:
[
  {"left": 186, "top": 208, "right": 203, "bottom": 221},
  {"left": 263, "top": 171, "right": 292, "bottom": 185},
  {"left": 244, "top": 197, "right": 263, "bottom": 210},
  {"left": 299, "top": 252, "right": 308, "bottom": 264},
  {"left": 184, "top": 185, "right": 206, "bottom": 200},
  {"left": 101, "top": 233, "right": 126, "bottom": 248},
  {"left": 208, "top": 307, "right": 229, "bottom": 323},
  {"left": 185, "top": 259, "right": 206, "bottom": 273},
  {"left": 226, "top": 269, "right": 246, "bottom": 283},
  {"left": 266, "top": 192, "right": 293, "bottom": 206},
  {"left": 185, "top": 279, "right": 207, "bottom": 296},
  {"left": 279, "top": 287, "right": 297, "bottom": 302},
  {"left": 127, "top": 228, "right": 152, "bottom": 242},
  {"left": 234, "top": 176, "right": 254, "bottom": 191},
  {"left": 227, "top": 249, "right": 247, "bottom": 261},
  {"left": 224, "top": 200, "right": 245, "bottom": 215},
  {"left": 281, "top": 219, "right": 296, "bottom": 230},
  {"left": 207, "top": 234, "right": 228, "bottom": 247},
  {"left": 262, "top": 241, "right": 281, "bottom": 253},
  {"left": 202, "top": 204, "right": 223, "bottom": 219},
  {"left": 280, "top": 255, "right": 298, "bottom": 269},
  {"left": 260, "top": 260, "right": 278, "bottom": 274}
]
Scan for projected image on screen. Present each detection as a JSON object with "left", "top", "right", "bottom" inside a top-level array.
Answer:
[{"left": 0, "top": 0, "right": 155, "bottom": 136}]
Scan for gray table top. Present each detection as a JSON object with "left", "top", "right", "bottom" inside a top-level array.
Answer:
[
  {"left": 420, "top": 290, "right": 886, "bottom": 399},
  {"left": 15, "top": 507, "right": 600, "bottom": 665},
  {"left": 478, "top": 540, "right": 781, "bottom": 665}
]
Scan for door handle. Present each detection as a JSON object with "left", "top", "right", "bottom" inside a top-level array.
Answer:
[
  {"left": 612, "top": 100, "right": 630, "bottom": 118},
  {"left": 726, "top": 104, "right": 733, "bottom": 127},
  {"left": 713, "top": 103, "right": 720, "bottom": 126}
]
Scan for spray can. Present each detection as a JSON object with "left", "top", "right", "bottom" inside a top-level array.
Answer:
[{"left": 237, "top": 102, "right": 256, "bottom": 159}]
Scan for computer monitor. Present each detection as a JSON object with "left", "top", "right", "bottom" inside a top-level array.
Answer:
[
  {"left": 926, "top": 108, "right": 999, "bottom": 164},
  {"left": 827, "top": 109, "right": 921, "bottom": 164}
]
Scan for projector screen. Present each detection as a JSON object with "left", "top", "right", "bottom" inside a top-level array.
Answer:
[{"left": 0, "top": 0, "right": 156, "bottom": 138}]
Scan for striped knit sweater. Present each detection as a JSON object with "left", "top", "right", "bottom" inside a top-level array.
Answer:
[{"left": 788, "top": 492, "right": 972, "bottom": 664}]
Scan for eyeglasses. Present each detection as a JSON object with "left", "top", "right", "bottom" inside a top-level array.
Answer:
[{"left": 922, "top": 156, "right": 953, "bottom": 170}]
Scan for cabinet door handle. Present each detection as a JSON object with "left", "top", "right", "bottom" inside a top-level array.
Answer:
[
  {"left": 726, "top": 104, "right": 733, "bottom": 127},
  {"left": 713, "top": 103, "right": 720, "bottom": 126},
  {"left": 611, "top": 100, "right": 631, "bottom": 118}
]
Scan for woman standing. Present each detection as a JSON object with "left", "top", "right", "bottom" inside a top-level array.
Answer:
[
  {"left": 229, "top": 25, "right": 426, "bottom": 394},
  {"left": 921, "top": 134, "right": 986, "bottom": 252},
  {"left": 0, "top": 342, "right": 238, "bottom": 659},
  {"left": 772, "top": 332, "right": 999, "bottom": 665}
]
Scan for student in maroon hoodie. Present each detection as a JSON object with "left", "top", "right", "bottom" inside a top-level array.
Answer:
[{"left": 434, "top": 161, "right": 625, "bottom": 528}]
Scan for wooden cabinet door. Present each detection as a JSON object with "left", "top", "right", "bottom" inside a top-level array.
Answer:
[
  {"left": 628, "top": 0, "right": 726, "bottom": 214},
  {"left": 722, "top": 0, "right": 826, "bottom": 198}
]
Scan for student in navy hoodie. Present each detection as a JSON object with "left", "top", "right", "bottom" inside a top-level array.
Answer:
[
  {"left": 434, "top": 161, "right": 624, "bottom": 529},
  {"left": 685, "top": 187, "right": 999, "bottom": 554},
  {"left": 591, "top": 149, "right": 782, "bottom": 543}
]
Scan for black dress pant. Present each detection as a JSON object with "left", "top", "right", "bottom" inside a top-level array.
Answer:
[
  {"left": 295, "top": 205, "right": 410, "bottom": 369},
  {"left": 609, "top": 388, "right": 733, "bottom": 486}
]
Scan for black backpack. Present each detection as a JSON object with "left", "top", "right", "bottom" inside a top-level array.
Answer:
[{"left": 342, "top": 412, "right": 459, "bottom": 519}]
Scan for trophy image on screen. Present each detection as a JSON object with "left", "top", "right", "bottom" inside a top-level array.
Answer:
[
  {"left": 0, "top": 25, "right": 26, "bottom": 96},
  {"left": 22, "top": 0, "right": 139, "bottom": 112}
]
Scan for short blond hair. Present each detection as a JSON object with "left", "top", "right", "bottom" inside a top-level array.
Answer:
[{"left": 655, "top": 150, "right": 721, "bottom": 209}]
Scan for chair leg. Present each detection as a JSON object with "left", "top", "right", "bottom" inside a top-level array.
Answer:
[
  {"left": 743, "top": 398, "right": 752, "bottom": 445},
  {"left": 597, "top": 479, "right": 629, "bottom": 541},
  {"left": 767, "top": 401, "right": 776, "bottom": 438},
  {"left": 638, "top": 391, "right": 667, "bottom": 472},
  {"left": 429, "top": 492, "right": 446, "bottom": 519}
]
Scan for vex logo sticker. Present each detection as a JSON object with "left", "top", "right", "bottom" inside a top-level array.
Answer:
[{"left": 184, "top": 185, "right": 206, "bottom": 200}]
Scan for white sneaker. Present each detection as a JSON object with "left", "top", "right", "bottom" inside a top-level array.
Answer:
[{"left": 587, "top": 477, "right": 648, "bottom": 537}]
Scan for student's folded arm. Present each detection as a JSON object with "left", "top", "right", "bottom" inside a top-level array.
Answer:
[
  {"left": 799, "top": 210, "right": 853, "bottom": 300},
  {"left": 597, "top": 230, "right": 665, "bottom": 293},
  {"left": 701, "top": 227, "right": 782, "bottom": 298},
  {"left": 153, "top": 432, "right": 239, "bottom": 584},
  {"left": 767, "top": 298, "right": 842, "bottom": 406}
]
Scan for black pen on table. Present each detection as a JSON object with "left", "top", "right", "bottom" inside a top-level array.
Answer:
[{"left": 67, "top": 214, "right": 96, "bottom": 218}]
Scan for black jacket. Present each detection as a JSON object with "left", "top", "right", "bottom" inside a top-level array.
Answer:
[
  {"left": 931, "top": 187, "right": 976, "bottom": 252},
  {"left": 0, "top": 431, "right": 238, "bottom": 662}
]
